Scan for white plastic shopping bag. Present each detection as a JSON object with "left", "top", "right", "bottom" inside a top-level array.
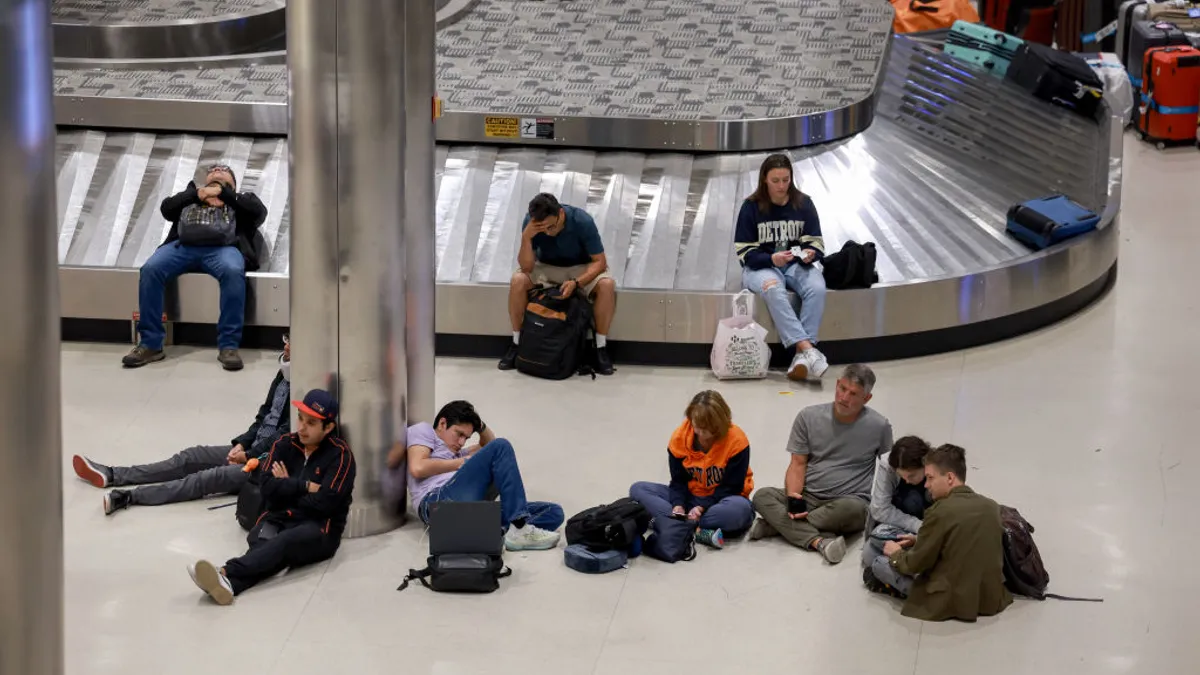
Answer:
[{"left": 710, "top": 290, "right": 770, "bottom": 380}]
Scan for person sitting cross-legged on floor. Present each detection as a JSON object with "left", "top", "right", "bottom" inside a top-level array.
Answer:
[
  {"left": 73, "top": 337, "right": 291, "bottom": 515},
  {"left": 630, "top": 390, "right": 755, "bottom": 549},
  {"left": 876, "top": 444, "right": 1013, "bottom": 622},
  {"left": 749, "top": 364, "right": 893, "bottom": 564},
  {"left": 861, "top": 435, "right": 934, "bottom": 596},
  {"left": 189, "top": 389, "right": 355, "bottom": 605},
  {"left": 387, "top": 400, "right": 563, "bottom": 551}
]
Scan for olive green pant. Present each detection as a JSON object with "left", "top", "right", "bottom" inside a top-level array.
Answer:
[{"left": 751, "top": 487, "right": 868, "bottom": 549}]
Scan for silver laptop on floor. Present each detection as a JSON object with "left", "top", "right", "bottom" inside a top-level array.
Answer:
[{"left": 427, "top": 501, "right": 503, "bottom": 556}]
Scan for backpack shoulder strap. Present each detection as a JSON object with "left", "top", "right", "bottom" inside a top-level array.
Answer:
[
  {"left": 397, "top": 566, "right": 432, "bottom": 592},
  {"left": 497, "top": 566, "right": 513, "bottom": 579},
  {"left": 1043, "top": 592, "right": 1103, "bottom": 602}
]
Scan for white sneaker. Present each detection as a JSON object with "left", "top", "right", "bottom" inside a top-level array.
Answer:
[
  {"left": 806, "top": 348, "right": 829, "bottom": 381},
  {"left": 504, "top": 524, "right": 561, "bottom": 551},
  {"left": 189, "top": 560, "right": 234, "bottom": 605}
]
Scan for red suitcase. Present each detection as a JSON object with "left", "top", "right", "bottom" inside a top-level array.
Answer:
[{"left": 1138, "top": 46, "right": 1200, "bottom": 147}]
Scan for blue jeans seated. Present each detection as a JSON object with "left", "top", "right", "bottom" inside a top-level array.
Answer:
[
  {"left": 138, "top": 243, "right": 246, "bottom": 350},
  {"left": 629, "top": 481, "right": 755, "bottom": 537},
  {"left": 863, "top": 523, "right": 915, "bottom": 596},
  {"left": 418, "top": 438, "right": 563, "bottom": 532},
  {"left": 741, "top": 261, "right": 826, "bottom": 348}
]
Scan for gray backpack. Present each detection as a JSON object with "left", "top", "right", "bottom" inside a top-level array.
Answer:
[{"left": 178, "top": 203, "right": 237, "bottom": 247}]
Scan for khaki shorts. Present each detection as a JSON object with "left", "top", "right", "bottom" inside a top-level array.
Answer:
[{"left": 522, "top": 262, "right": 613, "bottom": 298}]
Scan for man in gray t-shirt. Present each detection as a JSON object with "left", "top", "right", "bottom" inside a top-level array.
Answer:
[{"left": 750, "top": 364, "right": 893, "bottom": 564}]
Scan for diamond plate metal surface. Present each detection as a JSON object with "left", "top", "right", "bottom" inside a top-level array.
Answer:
[
  {"left": 54, "top": 0, "right": 892, "bottom": 121},
  {"left": 52, "top": 0, "right": 283, "bottom": 24},
  {"left": 438, "top": 0, "right": 892, "bottom": 119}
]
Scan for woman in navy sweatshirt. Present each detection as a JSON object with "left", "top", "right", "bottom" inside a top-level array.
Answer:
[{"left": 733, "top": 153, "right": 829, "bottom": 381}]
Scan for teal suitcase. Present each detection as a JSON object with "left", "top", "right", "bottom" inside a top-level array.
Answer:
[{"left": 945, "top": 20, "right": 1025, "bottom": 77}]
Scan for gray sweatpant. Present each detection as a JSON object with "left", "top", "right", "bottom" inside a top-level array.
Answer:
[
  {"left": 113, "top": 444, "right": 249, "bottom": 506},
  {"left": 752, "top": 486, "right": 868, "bottom": 549}
]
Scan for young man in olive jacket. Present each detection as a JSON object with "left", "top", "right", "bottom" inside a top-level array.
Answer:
[
  {"left": 124, "top": 163, "right": 268, "bottom": 371},
  {"left": 189, "top": 389, "right": 356, "bottom": 605},
  {"left": 878, "top": 444, "right": 1013, "bottom": 622}
]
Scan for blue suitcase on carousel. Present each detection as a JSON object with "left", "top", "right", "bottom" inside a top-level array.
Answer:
[
  {"left": 1006, "top": 195, "right": 1101, "bottom": 250},
  {"left": 945, "top": 20, "right": 1025, "bottom": 77}
]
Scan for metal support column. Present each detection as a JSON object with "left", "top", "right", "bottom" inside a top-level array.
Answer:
[
  {"left": 288, "top": 0, "right": 435, "bottom": 536},
  {"left": 0, "top": 0, "right": 63, "bottom": 673},
  {"left": 405, "top": 0, "right": 438, "bottom": 428}
]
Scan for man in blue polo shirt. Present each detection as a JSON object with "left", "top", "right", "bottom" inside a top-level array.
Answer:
[{"left": 500, "top": 193, "right": 617, "bottom": 375}]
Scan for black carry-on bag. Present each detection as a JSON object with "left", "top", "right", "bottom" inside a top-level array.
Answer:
[{"left": 515, "top": 286, "right": 595, "bottom": 380}]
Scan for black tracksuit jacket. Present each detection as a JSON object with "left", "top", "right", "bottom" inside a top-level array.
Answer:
[{"left": 257, "top": 432, "right": 357, "bottom": 537}]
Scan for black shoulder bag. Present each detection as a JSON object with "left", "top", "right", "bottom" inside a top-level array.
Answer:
[{"left": 397, "top": 553, "right": 511, "bottom": 593}]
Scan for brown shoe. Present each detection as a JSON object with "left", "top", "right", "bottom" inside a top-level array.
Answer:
[
  {"left": 218, "top": 349, "right": 244, "bottom": 371},
  {"left": 122, "top": 345, "right": 165, "bottom": 368}
]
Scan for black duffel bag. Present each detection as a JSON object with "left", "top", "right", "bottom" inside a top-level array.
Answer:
[{"left": 397, "top": 554, "right": 511, "bottom": 593}]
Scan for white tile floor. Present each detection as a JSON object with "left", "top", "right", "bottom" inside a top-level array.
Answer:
[{"left": 62, "top": 134, "right": 1200, "bottom": 675}]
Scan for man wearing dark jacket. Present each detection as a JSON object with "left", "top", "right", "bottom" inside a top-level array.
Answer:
[
  {"left": 123, "top": 163, "right": 268, "bottom": 371},
  {"left": 190, "top": 389, "right": 355, "bottom": 605},
  {"left": 74, "top": 340, "right": 290, "bottom": 515},
  {"left": 880, "top": 444, "right": 1013, "bottom": 621}
]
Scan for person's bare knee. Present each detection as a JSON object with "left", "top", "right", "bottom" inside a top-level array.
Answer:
[
  {"left": 510, "top": 271, "right": 534, "bottom": 291},
  {"left": 592, "top": 277, "right": 616, "bottom": 301},
  {"left": 760, "top": 278, "right": 780, "bottom": 293}
]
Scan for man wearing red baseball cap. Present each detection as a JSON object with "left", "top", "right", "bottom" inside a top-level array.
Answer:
[{"left": 188, "top": 389, "right": 356, "bottom": 605}]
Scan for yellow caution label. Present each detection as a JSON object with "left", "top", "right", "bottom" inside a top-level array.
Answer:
[
  {"left": 433, "top": 96, "right": 443, "bottom": 120},
  {"left": 484, "top": 116, "right": 520, "bottom": 138}
]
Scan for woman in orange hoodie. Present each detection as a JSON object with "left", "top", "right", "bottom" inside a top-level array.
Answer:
[{"left": 629, "top": 390, "right": 755, "bottom": 548}]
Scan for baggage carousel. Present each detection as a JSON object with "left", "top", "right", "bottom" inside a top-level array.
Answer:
[{"left": 54, "top": 0, "right": 1120, "bottom": 364}]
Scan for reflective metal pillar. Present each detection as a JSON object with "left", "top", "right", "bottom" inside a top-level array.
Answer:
[
  {"left": 0, "top": 0, "right": 63, "bottom": 673},
  {"left": 404, "top": 0, "right": 437, "bottom": 427},
  {"left": 288, "top": 0, "right": 435, "bottom": 535}
]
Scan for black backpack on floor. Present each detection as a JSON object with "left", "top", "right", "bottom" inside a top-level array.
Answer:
[
  {"left": 235, "top": 479, "right": 263, "bottom": 531},
  {"left": 821, "top": 241, "right": 878, "bottom": 290},
  {"left": 565, "top": 498, "right": 651, "bottom": 552},
  {"left": 516, "top": 286, "right": 594, "bottom": 380},
  {"left": 1001, "top": 505, "right": 1102, "bottom": 602}
]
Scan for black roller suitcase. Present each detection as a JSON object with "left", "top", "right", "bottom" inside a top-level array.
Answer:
[
  {"left": 1005, "top": 42, "right": 1106, "bottom": 118},
  {"left": 1128, "top": 21, "right": 1191, "bottom": 87}
]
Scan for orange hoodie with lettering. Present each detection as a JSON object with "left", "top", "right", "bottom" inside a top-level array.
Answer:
[{"left": 666, "top": 420, "right": 753, "bottom": 507}]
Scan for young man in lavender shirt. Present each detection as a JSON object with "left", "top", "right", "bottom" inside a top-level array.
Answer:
[{"left": 387, "top": 400, "right": 563, "bottom": 551}]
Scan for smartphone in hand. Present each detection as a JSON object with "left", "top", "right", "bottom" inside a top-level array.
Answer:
[{"left": 787, "top": 496, "right": 807, "bottom": 515}]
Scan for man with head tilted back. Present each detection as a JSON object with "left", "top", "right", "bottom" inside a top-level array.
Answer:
[{"left": 123, "top": 163, "right": 267, "bottom": 371}]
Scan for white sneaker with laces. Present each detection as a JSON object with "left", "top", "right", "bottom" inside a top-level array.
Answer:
[
  {"left": 806, "top": 347, "right": 829, "bottom": 381},
  {"left": 190, "top": 560, "right": 235, "bottom": 605},
  {"left": 504, "top": 524, "right": 561, "bottom": 551},
  {"left": 787, "top": 350, "right": 815, "bottom": 381}
]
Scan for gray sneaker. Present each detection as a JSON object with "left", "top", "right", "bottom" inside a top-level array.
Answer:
[
  {"left": 748, "top": 518, "right": 779, "bottom": 541},
  {"left": 189, "top": 560, "right": 234, "bottom": 605},
  {"left": 103, "top": 490, "right": 131, "bottom": 516},
  {"left": 218, "top": 349, "right": 244, "bottom": 371},
  {"left": 122, "top": 345, "right": 165, "bottom": 368},
  {"left": 816, "top": 535, "right": 847, "bottom": 564}
]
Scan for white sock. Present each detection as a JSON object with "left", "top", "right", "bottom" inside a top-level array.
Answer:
[
  {"left": 595, "top": 334, "right": 607, "bottom": 348},
  {"left": 512, "top": 331, "right": 520, "bottom": 345}
]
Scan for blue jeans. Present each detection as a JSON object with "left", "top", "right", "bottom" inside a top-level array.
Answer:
[
  {"left": 419, "top": 439, "right": 563, "bottom": 531},
  {"left": 629, "top": 481, "right": 755, "bottom": 536},
  {"left": 138, "top": 243, "right": 246, "bottom": 350},
  {"left": 742, "top": 262, "right": 826, "bottom": 348}
]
